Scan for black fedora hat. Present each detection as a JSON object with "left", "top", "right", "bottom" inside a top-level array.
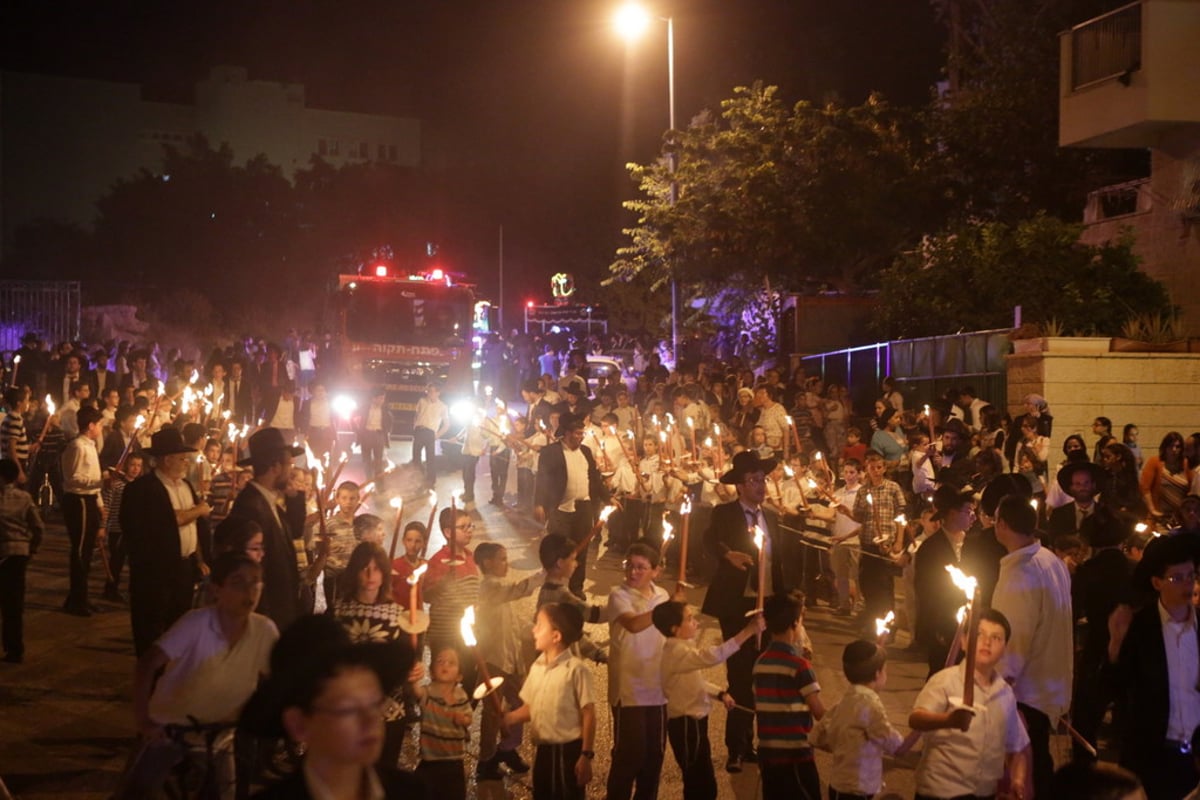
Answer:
[
  {"left": 719, "top": 450, "right": 777, "bottom": 484},
  {"left": 930, "top": 484, "right": 976, "bottom": 521},
  {"left": 555, "top": 411, "right": 587, "bottom": 439},
  {"left": 979, "top": 473, "right": 1033, "bottom": 517},
  {"left": 143, "top": 427, "right": 197, "bottom": 457},
  {"left": 1055, "top": 460, "right": 1108, "bottom": 495},
  {"left": 237, "top": 427, "right": 304, "bottom": 467}
]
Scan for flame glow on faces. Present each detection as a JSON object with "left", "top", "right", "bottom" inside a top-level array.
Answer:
[{"left": 460, "top": 606, "right": 478, "bottom": 647}]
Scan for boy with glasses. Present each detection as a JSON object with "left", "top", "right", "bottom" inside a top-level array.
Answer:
[{"left": 424, "top": 507, "right": 481, "bottom": 693}]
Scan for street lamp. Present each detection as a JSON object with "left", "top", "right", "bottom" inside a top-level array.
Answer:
[{"left": 614, "top": 2, "right": 678, "bottom": 368}]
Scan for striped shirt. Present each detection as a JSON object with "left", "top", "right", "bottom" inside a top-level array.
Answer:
[
  {"left": 103, "top": 474, "right": 130, "bottom": 534},
  {"left": 1, "top": 411, "right": 29, "bottom": 464},
  {"left": 753, "top": 640, "right": 821, "bottom": 765},
  {"left": 419, "top": 682, "right": 471, "bottom": 761},
  {"left": 424, "top": 546, "right": 480, "bottom": 648}
]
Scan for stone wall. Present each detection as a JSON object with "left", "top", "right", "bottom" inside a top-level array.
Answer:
[{"left": 1007, "top": 343, "right": 1200, "bottom": 450}]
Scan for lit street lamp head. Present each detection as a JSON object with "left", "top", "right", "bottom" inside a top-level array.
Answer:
[{"left": 614, "top": 2, "right": 651, "bottom": 40}]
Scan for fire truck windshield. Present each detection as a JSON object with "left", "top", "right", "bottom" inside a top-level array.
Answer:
[{"left": 342, "top": 281, "right": 471, "bottom": 347}]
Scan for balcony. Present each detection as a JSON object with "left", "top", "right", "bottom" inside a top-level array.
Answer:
[{"left": 1059, "top": 0, "right": 1200, "bottom": 148}]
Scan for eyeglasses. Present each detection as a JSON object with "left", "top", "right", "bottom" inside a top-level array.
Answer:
[
  {"left": 454, "top": 522, "right": 474, "bottom": 531},
  {"left": 1163, "top": 572, "right": 1197, "bottom": 585},
  {"left": 311, "top": 697, "right": 388, "bottom": 721}
]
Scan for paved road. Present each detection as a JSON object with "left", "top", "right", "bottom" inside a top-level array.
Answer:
[{"left": 0, "top": 442, "right": 936, "bottom": 799}]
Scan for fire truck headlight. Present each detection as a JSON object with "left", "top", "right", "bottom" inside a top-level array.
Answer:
[
  {"left": 449, "top": 398, "right": 476, "bottom": 425},
  {"left": 332, "top": 394, "right": 358, "bottom": 419}
]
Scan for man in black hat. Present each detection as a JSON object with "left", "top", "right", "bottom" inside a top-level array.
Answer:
[
  {"left": 227, "top": 427, "right": 306, "bottom": 630},
  {"left": 121, "top": 427, "right": 213, "bottom": 655},
  {"left": 700, "top": 450, "right": 786, "bottom": 772},
  {"left": 914, "top": 418, "right": 973, "bottom": 494},
  {"left": 914, "top": 485, "right": 977, "bottom": 675},
  {"left": 534, "top": 412, "right": 609, "bottom": 597},
  {"left": 963, "top": 473, "right": 1032, "bottom": 607},
  {"left": 1046, "top": 460, "right": 1108, "bottom": 544}
]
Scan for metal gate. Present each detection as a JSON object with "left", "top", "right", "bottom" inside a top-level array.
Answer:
[
  {"left": 800, "top": 328, "right": 1012, "bottom": 416},
  {"left": 0, "top": 280, "right": 82, "bottom": 351}
]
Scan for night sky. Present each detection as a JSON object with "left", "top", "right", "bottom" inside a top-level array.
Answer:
[{"left": 1, "top": 0, "right": 943, "bottom": 314}]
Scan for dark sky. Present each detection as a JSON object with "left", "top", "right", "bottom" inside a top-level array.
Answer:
[{"left": 1, "top": 0, "right": 944, "bottom": 314}]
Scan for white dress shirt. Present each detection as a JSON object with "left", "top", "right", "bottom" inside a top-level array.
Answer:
[
  {"left": 520, "top": 649, "right": 596, "bottom": 744},
  {"left": 606, "top": 582, "right": 670, "bottom": 706},
  {"left": 558, "top": 445, "right": 589, "bottom": 513},
  {"left": 991, "top": 541, "right": 1074, "bottom": 720},
  {"left": 157, "top": 469, "right": 198, "bottom": 558},
  {"left": 62, "top": 435, "right": 103, "bottom": 498},
  {"left": 1158, "top": 600, "right": 1200, "bottom": 742},
  {"left": 661, "top": 634, "right": 741, "bottom": 719}
]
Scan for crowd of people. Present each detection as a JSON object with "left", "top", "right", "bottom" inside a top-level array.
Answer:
[{"left": 0, "top": 327, "right": 1192, "bottom": 800}]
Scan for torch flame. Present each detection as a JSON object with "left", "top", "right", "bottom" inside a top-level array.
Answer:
[
  {"left": 460, "top": 606, "right": 478, "bottom": 647},
  {"left": 661, "top": 519, "right": 674, "bottom": 544},
  {"left": 1135, "top": 522, "right": 1148, "bottom": 533},
  {"left": 895, "top": 514, "right": 907, "bottom": 526},
  {"left": 45, "top": 395, "right": 55, "bottom": 415},
  {"left": 429, "top": 492, "right": 438, "bottom": 507},
  {"left": 753, "top": 525, "right": 765, "bottom": 551},
  {"left": 389, "top": 497, "right": 403, "bottom": 510},
  {"left": 599, "top": 505, "right": 616, "bottom": 523},
  {"left": 945, "top": 565, "right": 978, "bottom": 601},
  {"left": 875, "top": 610, "right": 896, "bottom": 638},
  {"left": 866, "top": 492, "right": 874, "bottom": 506},
  {"left": 784, "top": 465, "right": 795, "bottom": 478},
  {"left": 956, "top": 605, "right": 968, "bottom": 624},
  {"left": 408, "top": 562, "right": 428, "bottom": 586}
]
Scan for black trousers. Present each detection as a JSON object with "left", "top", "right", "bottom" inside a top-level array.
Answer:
[
  {"left": 667, "top": 715, "right": 717, "bottom": 800},
  {"left": 0, "top": 554, "right": 29, "bottom": 658},
  {"left": 461, "top": 454, "right": 479, "bottom": 503},
  {"left": 548, "top": 505, "right": 593, "bottom": 596},
  {"left": 858, "top": 543, "right": 894, "bottom": 622},
  {"left": 489, "top": 450, "right": 510, "bottom": 503},
  {"left": 1018, "top": 703, "right": 1053, "bottom": 800},
  {"left": 415, "top": 758, "right": 465, "bottom": 800},
  {"left": 718, "top": 609, "right": 760, "bottom": 757},
  {"left": 533, "top": 739, "right": 584, "bottom": 800},
  {"left": 129, "top": 557, "right": 198, "bottom": 657},
  {"left": 106, "top": 526, "right": 127, "bottom": 591},
  {"left": 761, "top": 759, "right": 821, "bottom": 800},
  {"left": 606, "top": 704, "right": 666, "bottom": 800},
  {"left": 411, "top": 426, "right": 436, "bottom": 484},
  {"left": 63, "top": 493, "right": 100, "bottom": 610},
  {"left": 1070, "top": 661, "right": 1113, "bottom": 763},
  {"left": 360, "top": 429, "right": 389, "bottom": 487}
]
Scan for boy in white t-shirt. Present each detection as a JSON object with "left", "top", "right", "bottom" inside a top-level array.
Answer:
[
  {"left": 126, "top": 552, "right": 279, "bottom": 798},
  {"left": 605, "top": 542, "right": 685, "bottom": 800}
]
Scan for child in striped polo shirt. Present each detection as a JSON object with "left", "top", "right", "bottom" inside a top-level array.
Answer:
[
  {"left": 753, "top": 593, "right": 827, "bottom": 800},
  {"left": 410, "top": 645, "right": 472, "bottom": 800}
]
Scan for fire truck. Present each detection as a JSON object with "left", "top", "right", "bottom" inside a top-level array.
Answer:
[{"left": 329, "top": 265, "right": 479, "bottom": 434}]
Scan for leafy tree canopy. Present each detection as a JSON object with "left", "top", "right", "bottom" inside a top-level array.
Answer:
[
  {"left": 608, "top": 83, "right": 946, "bottom": 304},
  {"left": 872, "top": 213, "right": 1171, "bottom": 338}
]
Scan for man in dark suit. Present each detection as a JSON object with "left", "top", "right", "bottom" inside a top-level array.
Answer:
[
  {"left": 49, "top": 352, "right": 90, "bottom": 407},
  {"left": 1071, "top": 511, "right": 1134, "bottom": 763},
  {"left": 99, "top": 405, "right": 140, "bottom": 471},
  {"left": 964, "top": 474, "right": 1031, "bottom": 607},
  {"left": 89, "top": 347, "right": 115, "bottom": 397},
  {"left": 914, "top": 485, "right": 976, "bottom": 675},
  {"left": 1046, "top": 460, "right": 1107, "bottom": 545},
  {"left": 120, "top": 428, "right": 212, "bottom": 655},
  {"left": 1113, "top": 533, "right": 1200, "bottom": 800},
  {"left": 227, "top": 427, "right": 306, "bottom": 631},
  {"left": 534, "top": 412, "right": 609, "bottom": 598},
  {"left": 225, "top": 360, "right": 255, "bottom": 426},
  {"left": 700, "top": 450, "right": 786, "bottom": 773}
]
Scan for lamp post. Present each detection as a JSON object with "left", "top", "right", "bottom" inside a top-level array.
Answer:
[{"left": 615, "top": 2, "right": 678, "bottom": 365}]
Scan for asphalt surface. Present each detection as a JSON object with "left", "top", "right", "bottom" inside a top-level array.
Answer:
[{"left": 0, "top": 441, "right": 950, "bottom": 799}]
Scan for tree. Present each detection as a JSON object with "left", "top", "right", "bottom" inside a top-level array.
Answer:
[
  {"left": 608, "top": 83, "right": 946, "bottom": 349},
  {"left": 872, "top": 213, "right": 1172, "bottom": 338},
  {"left": 929, "top": 0, "right": 1146, "bottom": 223}
]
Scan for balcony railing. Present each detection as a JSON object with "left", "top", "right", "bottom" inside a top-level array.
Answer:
[
  {"left": 1083, "top": 177, "right": 1152, "bottom": 224},
  {"left": 1070, "top": 1, "right": 1142, "bottom": 90}
]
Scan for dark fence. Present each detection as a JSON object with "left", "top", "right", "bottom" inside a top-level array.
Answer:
[
  {"left": 0, "top": 280, "right": 81, "bottom": 352},
  {"left": 800, "top": 329, "right": 1012, "bottom": 417}
]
